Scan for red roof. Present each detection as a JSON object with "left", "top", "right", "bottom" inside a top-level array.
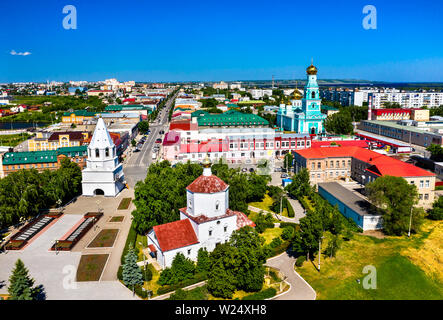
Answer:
[
  {"left": 163, "top": 131, "right": 180, "bottom": 146},
  {"left": 187, "top": 175, "right": 229, "bottom": 193},
  {"left": 148, "top": 244, "right": 156, "bottom": 252},
  {"left": 48, "top": 131, "right": 86, "bottom": 141},
  {"left": 152, "top": 219, "right": 198, "bottom": 252},
  {"left": 229, "top": 209, "right": 256, "bottom": 229},
  {"left": 311, "top": 140, "right": 369, "bottom": 148},
  {"left": 179, "top": 207, "right": 236, "bottom": 224},
  {"left": 170, "top": 120, "right": 192, "bottom": 131},
  {"left": 296, "top": 146, "right": 434, "bottom": 178},
  {"left": 372, "top": 108, "right": 411, "bottom": 115}
]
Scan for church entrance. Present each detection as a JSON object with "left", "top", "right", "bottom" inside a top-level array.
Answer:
[
  {"left": 94, "top": 189, "right": 105, "bottom": 195},
  {"left": 310, "top": 127, "right": 316, "bottom": 134}
]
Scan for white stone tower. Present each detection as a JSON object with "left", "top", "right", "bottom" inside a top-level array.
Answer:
[{"left": 81, "top": 117, "right": 125, "bottom": 197}]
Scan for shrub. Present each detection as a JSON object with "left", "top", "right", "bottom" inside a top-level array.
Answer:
[
  {"left": 157, "top": 273, "right": 207, "bottom": 295},
  {"left": 286, "top": 200, "right": 295, "bottom": 218},
  {"left": 141, "top": 265, "right": 153, "bottom": 282},
  {"left": 242, "top": 288, "right": 277, "bottom": 300},
  {"left": 120, "top": 222, "right": 137, "bottom": 264},
  {"left": 269, "top": 237, "right": 282, "bottom": 249},
  {"left": 117, "top": 265, "right": 123, "bottom": 281},
  {"left": 134, "top": 284, "right": 147, "bottom": 299},
  {"left": 295, "top": 255, "right": 306, "bottom": 267},
  {"left": 255, "top": 212, "right": 274, "bottom": 233},
  {"left": 281, "top": 226, "right": 294, "bottom": 241}
]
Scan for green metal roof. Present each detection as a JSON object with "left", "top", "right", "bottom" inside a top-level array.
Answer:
[
  {"left": 321, "top": 105, "right": 339, "bottom": 111},
  {"left": 197, "top": 110, "right": 269, "bottom": 127},
  {"left": 2, "top": 146, "right": 88, "bottom": 165},
  {"left": 63, "top": 110, "right": 97, "bottom": 117},
  {"left": 191, "top": 110, "right": 209, "bottom": 117},
  {"left": 3, "top": 150, "right": 58, "bottom": 165}
]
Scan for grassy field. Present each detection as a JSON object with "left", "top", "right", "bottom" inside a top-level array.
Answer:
[
  {"left": 261, "top": 227, "right": 283, "bottom": 245},
  {"left": 87, "top": 229, "right": 119, "bottom": 248},
  {"left": 135, "top": 234, "right": 148, "bottom": 262},
  {"left": 76, "top": 254, "right": 109, "bottom": 281},
  {"left": 249, "top": 194, "right": 274, "bottom": 212},
  {"left": 296, "top": 220, "right": 443, "bottom": 300}
]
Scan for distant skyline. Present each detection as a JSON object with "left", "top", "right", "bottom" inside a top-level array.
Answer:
[{"left": 1, "top": 0, "right": 442, "bottom": 83}]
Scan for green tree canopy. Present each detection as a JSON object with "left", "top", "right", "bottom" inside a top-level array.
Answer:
[
  {"left": 8, "top": 259, "right": 43, "bottom": 300},
  {"left": 366, "top": 175, "right": 424, "bottom": 235}
]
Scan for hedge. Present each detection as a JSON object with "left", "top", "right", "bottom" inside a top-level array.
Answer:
[
  {"left": 295, "top": 255, "right": 306, "bottom": 267},
  {"left": 242, "top": 287, "right": 277, "bottom": 300},
  {"left": 286, "top": 199, "right": 295, "bottom": 218},
  {"left": 157, "top": 273, "right": 207, "bottom": 295},
  {"left": 279, "top": 222, "right": 298, "bottom": 230}
]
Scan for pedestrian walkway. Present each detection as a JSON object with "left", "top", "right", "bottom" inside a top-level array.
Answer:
[{"left": 265, "top": 252, "right": 316, "bottom": 300}]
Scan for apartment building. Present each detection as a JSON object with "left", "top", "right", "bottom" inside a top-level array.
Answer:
[
  {"left": 28, "top": 131, "right": 90, "bottom": 151},
  {"left": 370, "top": 91, "right": 443, "bottom": 108}
]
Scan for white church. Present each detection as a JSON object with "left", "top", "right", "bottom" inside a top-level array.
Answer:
[
  {"left": 81, "top": 117, "right": 126, "bottom": 197},
  {"left": 147, "top": 157, "right": 255, "bottom": 269}
]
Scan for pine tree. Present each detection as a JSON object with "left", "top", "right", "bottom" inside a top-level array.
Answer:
[
  {"left": 8, "top": 259, "right": 38, "bottom": 300},
  {"left": 122, "top": 245, "right": 144, "bottom": 295}
]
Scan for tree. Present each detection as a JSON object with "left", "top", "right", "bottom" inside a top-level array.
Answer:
[
  {"left": 122, "top": 245, "right": 144, "bottom": 295},
  {"left": 293, "top": 211, "right": 324, "bottom": 260},
  {"left": 131, "top": 139, "right": 136, "bottom": 147},
  {"left": 284, "top": 153, "right": 293, "bottom": 171},
  {"left": 324, "top": 234, "right": 340, "bottom": 258},
  {"left": 8, "top": 259, "right": 42, "bottom": 300},
  {"left": 428, "top": 196, "right": 443, "bottom": 220},
  {"left": 138, "top": 121, "right": 150, "bottom": 134},
  {"left": 196, "top": 248, "right": 211, "bottom": 275},
  {"left": 426, "top": 144, "right": 443, "bottom": 161},
  {"left": 366, "top": 175, "right": 424, "bottom": 235},
  {"left": 324, "top": 112, "right": 354, "bottom": 135},
  {"left": 286, "top": 168, "right": 312, "bottom": 199},
  {"left": 207, "top": 244, "right": 237, "bottom": 298}
]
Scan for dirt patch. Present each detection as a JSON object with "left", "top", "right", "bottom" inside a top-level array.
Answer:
[
  {"left": 362, "top": 230, "right": 387, "bottom": 239},
  {"left": 76, "top": 254, "right": 109, "bottom": 281},
  {"left": 88, "top": 229, "right": 119, "bottom": 248}
]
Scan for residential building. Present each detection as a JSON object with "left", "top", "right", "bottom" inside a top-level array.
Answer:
[
  {"left": 320, "top": 89, "right": 364, "bottom": 106},
  {"left": 370, "top": 108, "right": 429, "bottom": 121},
  {"left": 28, "top": 131, "right": 90, "bottom": 151},
  {"left": 147, "top": 158, "right": 255, "bottom": 268},
  {"left": 369, "top": 91, "right": 443, "bottom": 108},
  {"left": 62, "top": 110, "right": 97, "bottom": 124},
  {"left": 212, "top": 81, "right": 228, "bottom": 90}
]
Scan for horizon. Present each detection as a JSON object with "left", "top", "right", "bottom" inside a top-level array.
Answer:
[{"left": 1, "top": 0, "right": 443, "bottom": 83}]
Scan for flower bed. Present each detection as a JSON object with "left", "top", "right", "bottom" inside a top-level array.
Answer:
[
  {"left": 76, "top": 254, "right": 109, "bottom": 281},
  {"left": 87, "top": 229, "right": 119, "bottom": 248},
  {"left": 110, "top": 216, "right": 124, "bottom": 222},
  {"left": 117, "top": 198, "right": 132, "bottom": 210},
  {"left": 5, "top": 239, "right": 27, "bottom": 250}
]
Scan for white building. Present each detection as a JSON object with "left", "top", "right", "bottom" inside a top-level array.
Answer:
[
  {"left": 81, "top": 117, "right": 125, "bottom": 197},
  {"left": 370, "top": 91, "right": 443, "bottom": 109},
  {"left": 320, "top": 89, "right": 364, "bottom": 106},
  {"left": 147, "top": 158, "right": 255, "bottom": 269},
  {"left": 212, "top": 81, "right": 228, "bottom": 90}
]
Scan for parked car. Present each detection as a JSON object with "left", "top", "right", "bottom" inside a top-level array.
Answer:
[
  {"left": 241, "top": 168, "right": 247, "bottom": 172},
  {"left": 281, "top": 173, "right": 289, "bottom": 178},
  {"left": 249, "top": 168, "right": 255, "bottom": 172},
  {"left": 159, "top": 130, "right": 165, "bottom": 135},
  {"left": 155, "top": 138, "right": 162, "bottom": 144}
]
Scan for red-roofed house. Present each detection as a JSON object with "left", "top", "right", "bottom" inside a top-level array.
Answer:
[
  {"left": 147, "top": 159, "right": 255, "bottom": 268},
  {"left": 294, "top": 146, "right": 435, "bottom": 208}
]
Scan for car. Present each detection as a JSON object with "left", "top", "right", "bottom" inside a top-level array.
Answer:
[
  {"left": 241, "top": 168, "right": 247, "bottom": 172},
  {"left": 249, "top": 168, "right": 255, "bottom": 172},
  {"left": 155, "top": 138, "right": 162, "bottom": 144},
  {"left": 281, "top": 173, "right": 289, "bottom": 178},
  {"left": 274, "top": 167, "right": 282, "bottom": 172},
  {"left": 159, "top": 130, "right": 165, "bottom": 134}
]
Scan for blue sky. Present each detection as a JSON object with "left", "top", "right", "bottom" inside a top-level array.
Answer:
[{"left": 1, "top": 0, "right": 442, "bottom": 82}]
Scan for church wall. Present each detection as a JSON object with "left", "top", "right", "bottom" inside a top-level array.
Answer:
[{"left": 192, "top": 191, "right": 228, "bottom": 218}]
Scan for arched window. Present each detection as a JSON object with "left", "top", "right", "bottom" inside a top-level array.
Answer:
[
  {"left": 311, "top": 91, "right": 315, "bottom": 99},
  {"left": 105, "top": 147, "right": 109, "bottom": 157},
  {"left": 215, "top": 200, "right": 220, "bottom": 211},
  {"left": 95, "top": 148, "right": 100, "bottom": 158}
]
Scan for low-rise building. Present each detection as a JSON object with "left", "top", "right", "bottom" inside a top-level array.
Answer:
[
  {"left": 62, "top": 110, "right": 97, "bottom": 124},
  {"left": 28, "top": 131, "right": 90, "bottom": 151},
  {"left": 294, "top": 146, "right": 436, "bottom": 209},
  {"left": 1, "top": 145, "right": 88, "bottom": 176}
]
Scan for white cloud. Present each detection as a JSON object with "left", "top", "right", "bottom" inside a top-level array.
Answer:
[{"left": 10, "top": 50, "right": 31, "bottom": 56}]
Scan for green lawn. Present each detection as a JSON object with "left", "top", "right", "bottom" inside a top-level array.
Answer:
[
  {"left": 135, "top": 234, "right": 148, "bottom": 262},
  {"left": 117, "top": 198, "right": 132, "bottom": 210},
  {"left": 76, "top": 254, "right": 109, "bottom": 281},
  {"left": 249, "top": 194, "right": 274, "bottom": 212},
  {"left": 296, "top": 220, "right": 443, "bottom": 300},
  {"left": 0, "top": 133, "right": 31, "bottom": 147},
  {"left": 260, "top": 227, "right": 283, "bottom": 245}
]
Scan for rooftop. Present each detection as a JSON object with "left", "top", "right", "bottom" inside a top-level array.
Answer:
[
  {"left": 318, "top": 182, "right": 378, "bottom": 217},
  {"left": 187, "top": 174, "right": 229, "bottom": 194},
  {"left": 197, "top": 110, "right": 269, "bottom": 127},
  {"left": 152, "top": 219, "right": 199, "bottom": 252},
  {"left": 296, "top": 146, "right": 435, "bottom": 178}
]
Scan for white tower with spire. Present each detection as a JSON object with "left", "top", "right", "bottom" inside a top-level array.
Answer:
[{"left": 81, "top": 117, "right": 125, "bottom": 197}]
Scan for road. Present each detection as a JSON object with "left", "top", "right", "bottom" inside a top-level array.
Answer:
[{"left": 123, "top": 92, "right": 178, "bottom": 188}]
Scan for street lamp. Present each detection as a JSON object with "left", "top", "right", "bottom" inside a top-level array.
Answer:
[
  {"left": 318, "top": 235, "right": 325, "bottom": 272},
  {"left": 408, "top": 206, "right": 413, "bottom": 237},
  {"left": 54, "top": 239, "right": 59, "bottom": 255},
  {"left": 139, "top": 241, "right": 147, "bottom": 281}
]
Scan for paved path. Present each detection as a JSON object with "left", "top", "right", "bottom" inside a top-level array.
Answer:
[{"left": 265, "top": 253, "right": 316, "bottom": 300}]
